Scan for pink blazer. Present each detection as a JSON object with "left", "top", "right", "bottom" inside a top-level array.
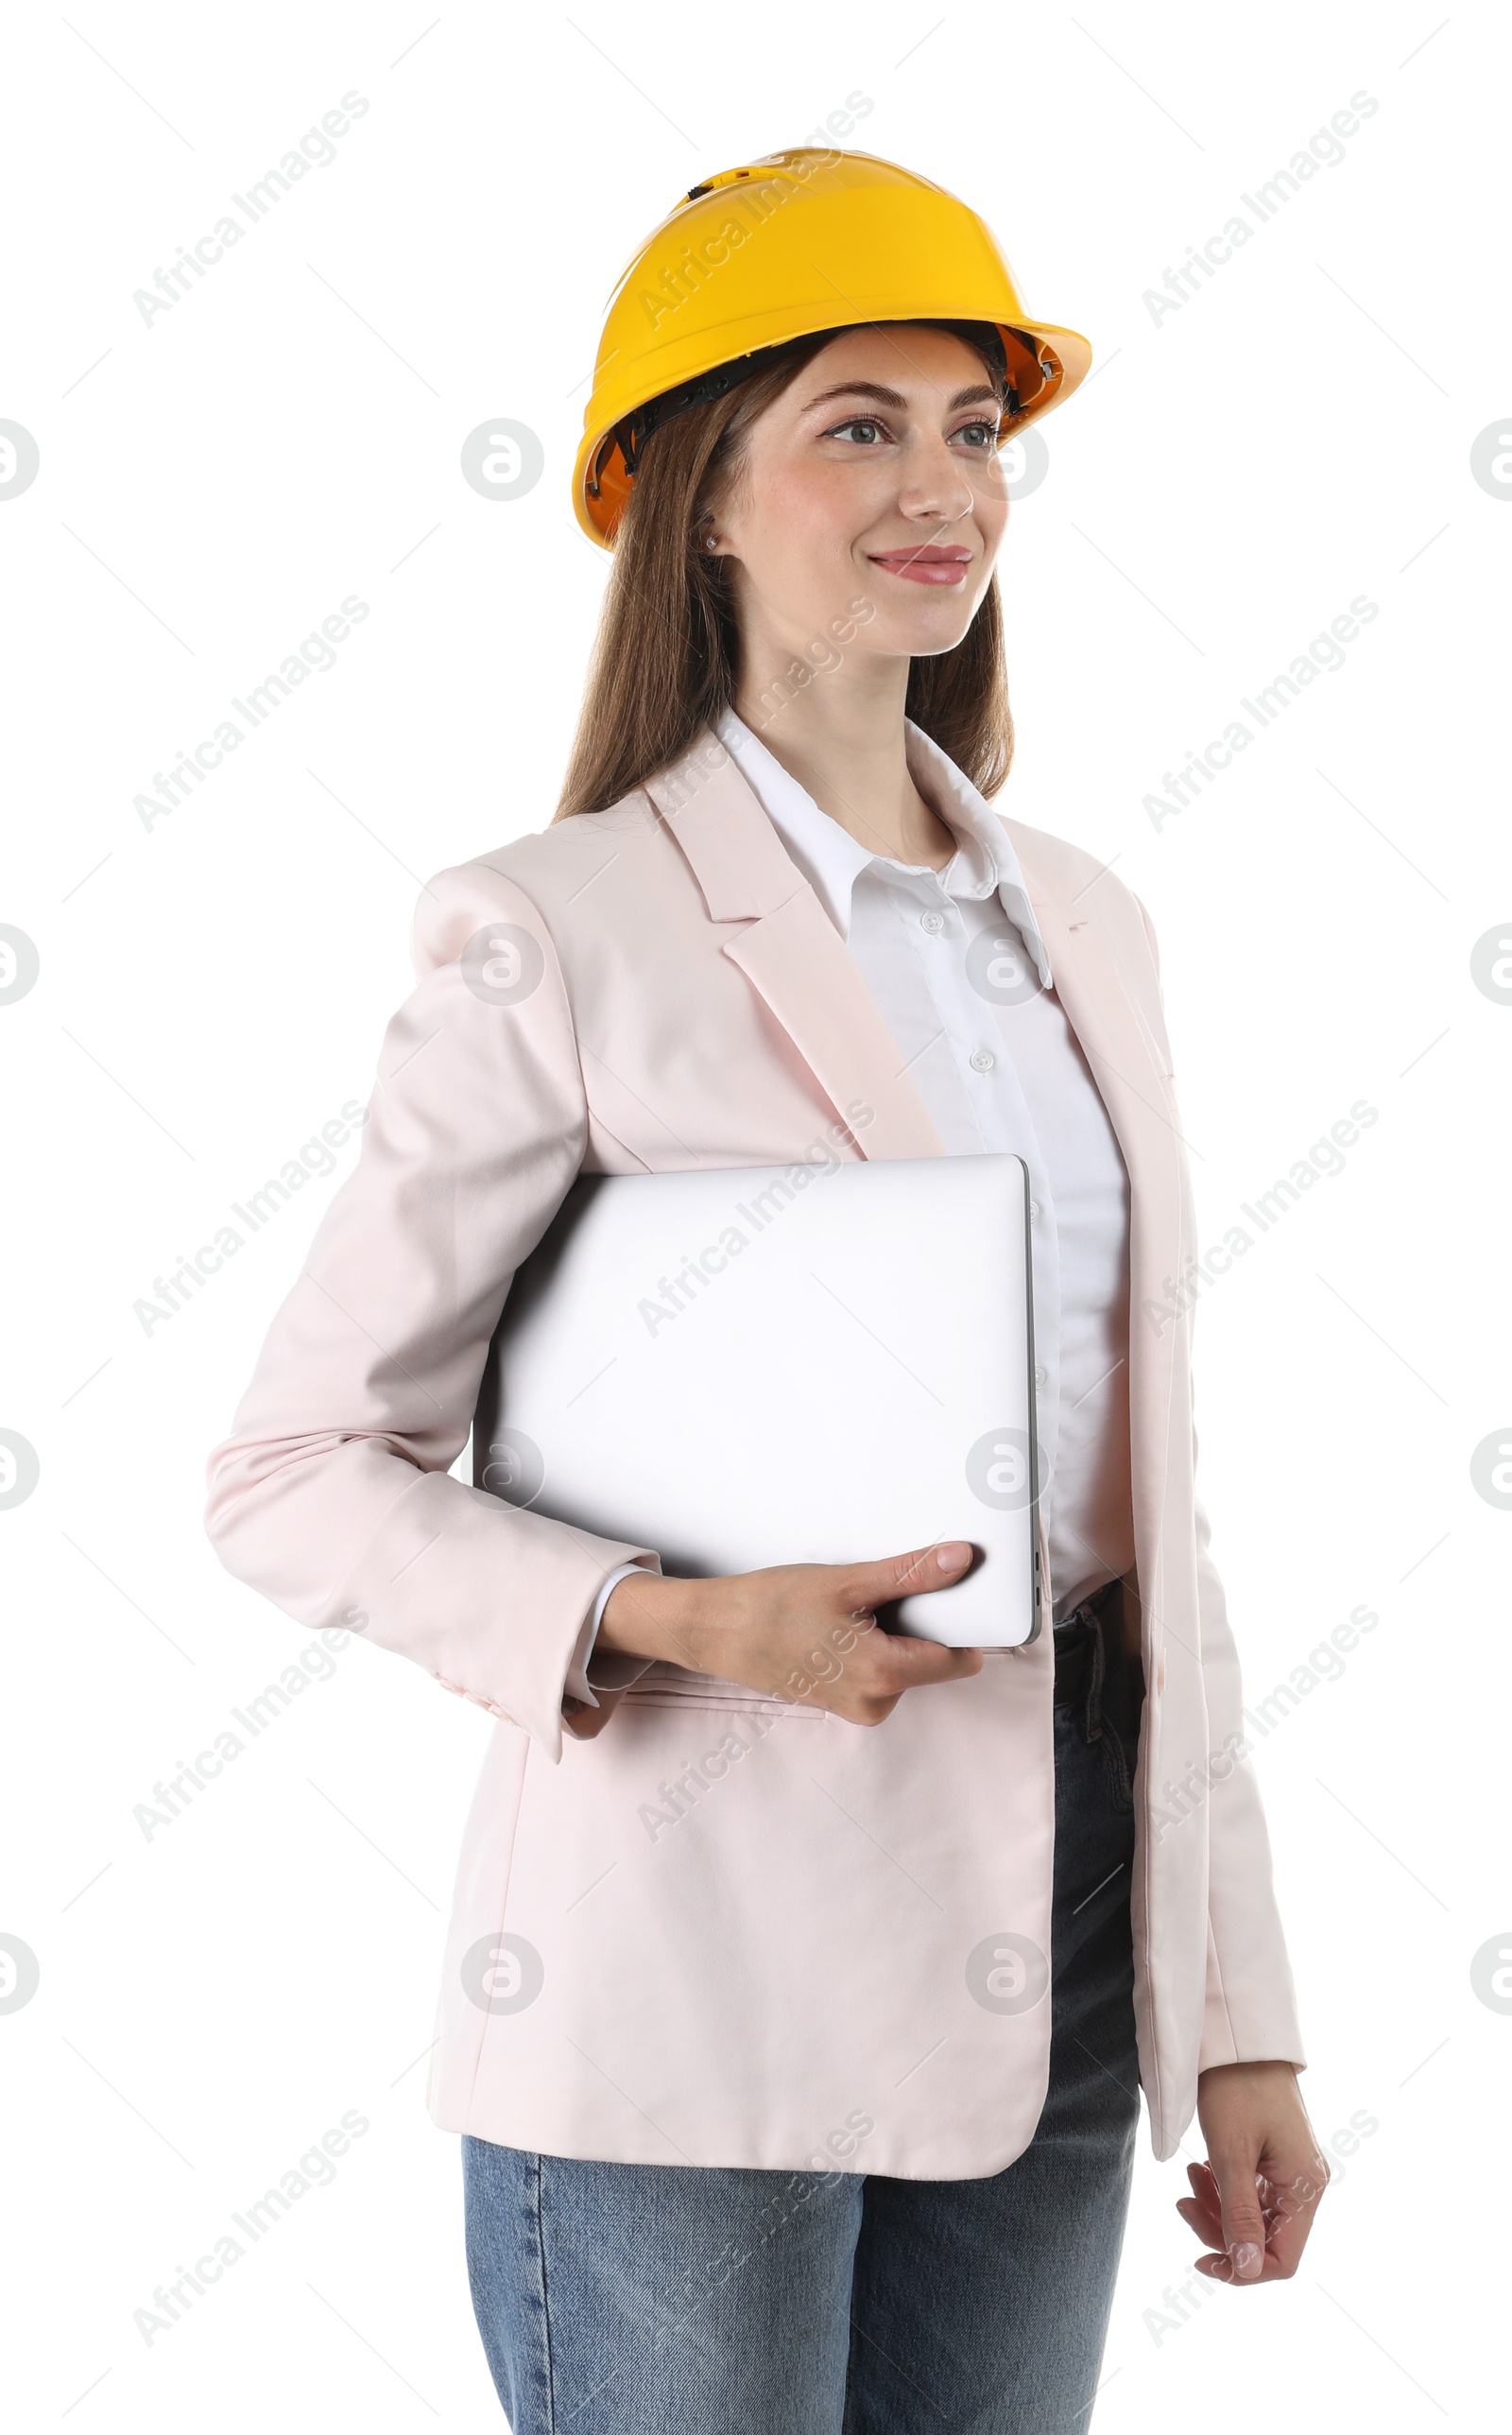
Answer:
[{"left": 205, "top": 720, "right": 1304, "bottom": 2179}]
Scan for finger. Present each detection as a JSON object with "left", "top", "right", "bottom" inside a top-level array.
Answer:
[
  {"left": 1182, "top": 2164, "right": 1226, "bottom": 2231},
  {"left": 1175, "top": 2194, "right": 1224, "bottom": 2243},
  {"left": 1258, "top": 2146, "right": 1331, "bottom": 2220},
  {"left": 875, "top": 1629, "right": 984, "bottom": 1669},
  {"left": 1208, "top": 2146, "right": 1268, "bottom": 2284},
  {"left": 835, "top": 1541, "right": 976, "bottom": 1608},
  {"left": 860, "top": 1633, "right": 985, "bottom": 1691},
  {"left": 1255, "top": 2155, "right": 1329, "bottom": 2278},
  {"left": 824, "top": 1644, "right": 982, "bottom": 1723},
  {"left": 1189, "top": 2174, "right": 1319, "bottom": 2286},
  {"left": 1261, "top": 2204, "right": 1317, "bottom": 2279},
  {"left": 1183, "top": 2160, "right": 1222, "bottom": 2219}
]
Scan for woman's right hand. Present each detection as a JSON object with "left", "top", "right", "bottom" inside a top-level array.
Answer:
[{"left": 595, "top": 1541, "right": 984, "bottom": 1726}]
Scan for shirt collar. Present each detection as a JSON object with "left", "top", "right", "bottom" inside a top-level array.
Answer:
[{"left": 713, "top": 703, "right": 1053, "bottom": 989}]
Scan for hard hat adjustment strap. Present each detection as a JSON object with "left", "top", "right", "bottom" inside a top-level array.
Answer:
[{"left": 598, "top": 336, "right": 820, "bottom": 494}]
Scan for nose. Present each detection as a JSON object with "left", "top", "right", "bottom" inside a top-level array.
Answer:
[{"left": 896, "top": 433, "right": 981, "bottom": 528}]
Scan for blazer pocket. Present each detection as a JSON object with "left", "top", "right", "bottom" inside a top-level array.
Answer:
[{"left": 620, "top": 1664, "right": 826, "bottom": 1718}]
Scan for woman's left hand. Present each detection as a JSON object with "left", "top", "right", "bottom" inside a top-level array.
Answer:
[{"left": 1177, "top": 2060, "right": 1330, "bottom": 2284}]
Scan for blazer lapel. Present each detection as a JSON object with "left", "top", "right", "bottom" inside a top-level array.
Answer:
[
  {"left": 1032, "top": 892, "right": 1185, "bottom": 1232},
  {"left": 1013, "top": 841, "right": 1196, "bottom": 1607},
  {"left": 644, "top": 733, "right": 944, "bottom": 1161}
]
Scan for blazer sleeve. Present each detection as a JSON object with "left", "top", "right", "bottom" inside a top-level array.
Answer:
[
  {"left": 1191, "top": 1480, "right": 1306, "bottom": 2072},
  {"left": 203, "top": 859, "right": 660, "bottom": 1764},
  {"left": 1132, "top": 893, "right": 1307, "bottom": 2074}
]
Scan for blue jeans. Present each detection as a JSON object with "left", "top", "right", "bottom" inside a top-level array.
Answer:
[{"left": 463, "top": 1602, "right": 1143, "bottom": 2432}]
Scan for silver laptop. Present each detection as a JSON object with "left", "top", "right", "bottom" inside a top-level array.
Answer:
[{"left": 472, "top": 1152, "right": 1040, "bottom": 1648}]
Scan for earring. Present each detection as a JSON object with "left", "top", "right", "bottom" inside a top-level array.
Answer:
[{"left": 704, "top": 535, "right": 717, "bottom": 551}]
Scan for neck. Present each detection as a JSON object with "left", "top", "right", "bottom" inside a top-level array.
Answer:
[{"left": 730, "top": 630, "right": 956, "bottom": 871}]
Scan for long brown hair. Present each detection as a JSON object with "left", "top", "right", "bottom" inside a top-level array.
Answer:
[{"left": 552, "top": 324, "right": 1015, "bottom": 822}]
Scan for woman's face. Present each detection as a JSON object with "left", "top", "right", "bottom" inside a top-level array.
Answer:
[{"left": 712, "top": 323, "right": 1010, "bottom": 669}]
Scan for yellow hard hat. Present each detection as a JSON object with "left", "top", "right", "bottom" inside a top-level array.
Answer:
[{"left": 573, "top": 147, "right": 1092, "bottom": 546}]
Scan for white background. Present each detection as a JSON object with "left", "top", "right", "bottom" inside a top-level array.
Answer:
[{"left": 2, "top": 1, "right": 1504, "bottom": 2425}]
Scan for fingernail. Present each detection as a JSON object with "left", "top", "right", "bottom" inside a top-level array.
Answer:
[
  {"left": 936, "top": 1542, "right": 971, "bottom": 1570},
  {"left": 1232, "top": 2241, "right": 1263, "bottom": 2280}
]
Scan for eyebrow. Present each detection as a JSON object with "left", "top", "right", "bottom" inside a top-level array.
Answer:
[{"left": 801, "top": 379, "right": 1003, "bottom": 414}]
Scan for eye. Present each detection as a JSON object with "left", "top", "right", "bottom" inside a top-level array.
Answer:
[
  {"left": 953, "top": 418, "right": 1003, "bottom": 451},
  {"left": 824, "top": 416, "right": 891, "bottom": 446}
]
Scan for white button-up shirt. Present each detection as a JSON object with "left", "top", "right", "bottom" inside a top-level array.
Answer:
[{"left": 571, "top": 703, "right": 1136, "bottom": 1698}]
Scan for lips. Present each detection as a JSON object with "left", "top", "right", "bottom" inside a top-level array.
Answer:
[{"left": 867, "top": 546, "right": 973, "bottom": 587}]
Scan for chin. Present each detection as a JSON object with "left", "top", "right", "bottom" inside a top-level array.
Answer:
[{"left": 873, "top": 608, "right": 977, "bottom": 660}]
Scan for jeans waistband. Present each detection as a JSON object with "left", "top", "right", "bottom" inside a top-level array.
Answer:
[{"left": 1052, "top": 1580, "right": 1143, "bottom": 1753}]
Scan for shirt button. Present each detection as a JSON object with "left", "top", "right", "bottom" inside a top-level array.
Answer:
[
  {"left": 1034, "top": 1365, "right": 1047, "bottom": 1387},
  {"left": 919, "top": 909, "right": 945, "bottom": 935},
  {"left": 1029, "top": 1200, "right": 1040, "bottom": 1218},
  {"left": 969, "top": 1047, "right": 995, "bottom": 1074}
]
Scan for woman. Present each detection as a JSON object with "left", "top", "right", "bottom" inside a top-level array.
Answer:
[{"left": 206, "top": 148, "right": 1328, "bottom": 2430}]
